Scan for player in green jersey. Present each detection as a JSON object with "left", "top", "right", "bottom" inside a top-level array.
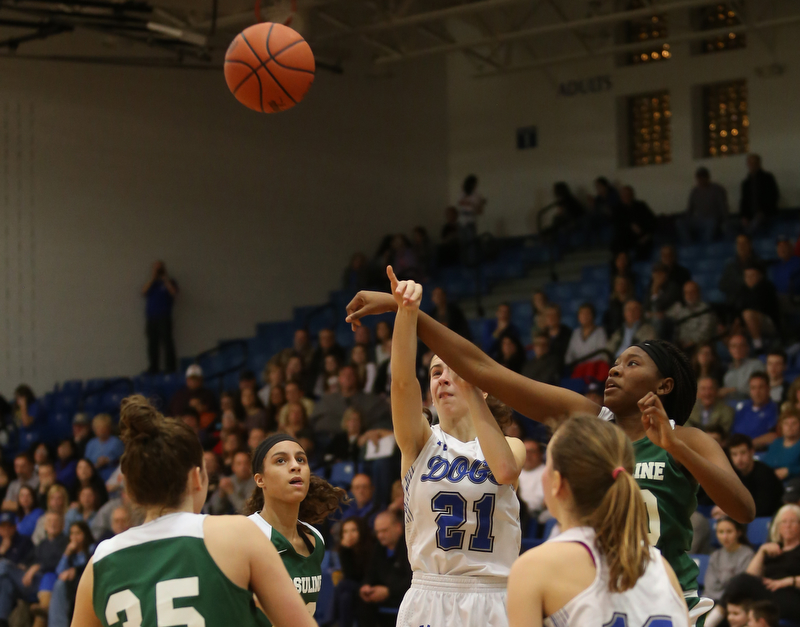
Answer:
[
  {"left": 70, "top": 395, "right": 317, "bottom": 627},
  {"left": 245, "top": 434, "right": 347, "bottom": 623},
  {"left": 346, "top": 287, "right": 756, "bottom": 626}
]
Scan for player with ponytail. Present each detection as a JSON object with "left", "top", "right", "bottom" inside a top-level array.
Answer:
[
  {"left": 244, "top": 434, "right": 347, "bottom": 622},
  {"left": 71, "top": 395, "right": 317, "bottom": 627},
  {"left": 346, "top": 286, "right": 756, "bottom": 626},
  {"left": 507, "top": 415, "right": 689, "bottom": 627}
]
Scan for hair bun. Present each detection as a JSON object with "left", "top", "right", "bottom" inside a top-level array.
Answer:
[{"left": 119, "top": 395, "right": 162, "bottom": 445}]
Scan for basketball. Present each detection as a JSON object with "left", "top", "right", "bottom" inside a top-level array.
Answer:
[{"left": 224, "top": 22, "right": 315, "bottom": 113}]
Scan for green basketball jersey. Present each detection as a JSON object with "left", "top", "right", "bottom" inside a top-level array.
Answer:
[
  {"left": 93, "top": 512, "right": 270, "bottom": 627},
  {"left": 632, "top": 435, "right": 699, "bottom": 593},
  {"left": 247, "top": 512, "right": 324, "bottom": 625}
]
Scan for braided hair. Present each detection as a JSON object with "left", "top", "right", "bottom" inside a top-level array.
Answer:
[{"left": 651, "top": 340, "right": 696, "bottom": 427}]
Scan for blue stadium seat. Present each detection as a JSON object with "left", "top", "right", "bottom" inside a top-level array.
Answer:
[
  {"left": 60, "top": 380, "right": 83, "bottom": 395},
  {"left": 542, "top": 518, "right": 558, "bottom": 539},
  {"left": 524, "top": 518, "right": 539, "bottom": 539},
  {"left": 53, "top": 394, "right": 79, "bottom": 414},
  {"left": 747, "top": 516, "right": 772, "bottom": 547},
  {"left": 520, "top": 538, "right": 544, "bottom": 553},
  {"left": 560, "top": 378, "right": 587, "bottom": 394},
  {"left": 47, "top": 412, "right": 74, "bottom": 444},
  {"left": 691, "top": 554, "right": 710, "bottom": 588},
  {"left": 582, "top": 265, "right": 610, "bottom": 283},
  {"left": 329, "top": 461, "right": 356, "bottom": 489},
  {"left": 101, "top": 392, "right": 126, "bottom": 415},
  {"left": 82, "top": 395, "right": 103, "bottom": 415}
]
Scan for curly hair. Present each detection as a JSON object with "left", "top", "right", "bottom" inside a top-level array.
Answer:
[{"left": 244, "top": 472, "right": 349, "bottom": 525}]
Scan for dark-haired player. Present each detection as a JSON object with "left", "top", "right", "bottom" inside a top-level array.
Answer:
[
  {"left": 70, "top": 395, "right": 316, "bottom": 627},
  {"left": 346, "top": 288, "right": 756, "bottom": 626},
  {"left": 245, "top": 434, "right": 347, "bottom": 622}
]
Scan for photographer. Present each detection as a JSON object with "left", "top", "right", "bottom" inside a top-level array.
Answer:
[{"left": 142, "top": 260, "right": 178, "bottom": 374}]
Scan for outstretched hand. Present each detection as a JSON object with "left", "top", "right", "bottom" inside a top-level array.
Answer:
[
  {"left": 387, "top": 266, "right": 422, "bottom": 312},
  {"left": 638, "top": 392, "right": 678, "bottom": 453},
  {"left": 345, "top": 287, "right": 397, "bottom": 331}
]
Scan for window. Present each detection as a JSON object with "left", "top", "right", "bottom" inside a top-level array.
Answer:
[
  {"left": 623, "top": 1, "right": 670, "bottom": 65},
  {"left": 703, "top": 80, "right": 748, "bottom": 158},
  {"left": 628, "top": 92, "right": 671, "bottom": 167},
  {"left": 698, "top": 3, "right": 746, "bottom": 53}
]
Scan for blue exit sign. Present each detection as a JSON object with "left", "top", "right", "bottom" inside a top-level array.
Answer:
[{"left": 516, "top": 126, "right": 537, "bottom": 150}]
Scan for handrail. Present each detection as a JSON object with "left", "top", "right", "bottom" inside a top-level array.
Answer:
[
  {"left": 192, "top": 339, "right": 249, "bottom": 394},
  {"left": 79, "top": 377, "right": 134, "bottom": 411}
]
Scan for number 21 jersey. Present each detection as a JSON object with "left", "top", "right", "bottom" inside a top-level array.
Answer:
[{"left": 404, "top": 424, "right": 521, "bottom": 577}]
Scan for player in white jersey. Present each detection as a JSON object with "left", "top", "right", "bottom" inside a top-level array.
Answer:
[
  {"left": 507, "top": 415, "right": 688, "bottom": 627},
  {"left": 386, "top": 267, "right": 526, "bottom": 627}
]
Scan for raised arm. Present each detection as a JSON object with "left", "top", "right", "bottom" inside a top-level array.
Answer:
[
  {"left": 640, "top": 393, "right": 756, "bottom": 523},
  {"left": 386, "top": 267, "right": 432, "bottom": 468},
  {"left": 347, "top": 288, "right": 598, "bottom": 423}
]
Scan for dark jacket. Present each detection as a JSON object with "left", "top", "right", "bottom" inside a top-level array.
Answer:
[
  {"left": 720, "top": 255, "right": 765, "bottom": 304},
  {"left": 521, "top": 354, "right": 562, "bottom": 386},
  {"left": 430, "top": 303, "right": 472, "bottom": 341},
  {"left": 364, "top": 535, "right": 412, "bottom": 609},
  {"left": 603, "top": 298, "right": 626, "bottom": 336},
  {"left": 741, "top": 170, "right": 779, "bottom": 219},
  {"left": 548, "top": 324, "right": 573, "bottom": 367},
  {"left": 737, "top": 460, "right": 784, "bottom": 518},
  {"left": 0, "top": 532, "right": 33, "bottom": 565},
  {"left": 340, "top": 544, "right": 373, "bottom": 582},
  {"left": 734, "top": 278, "right": 781, "bottom": 326}
]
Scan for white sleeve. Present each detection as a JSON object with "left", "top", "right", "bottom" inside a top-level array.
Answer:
[{"left": 597, "top": 407, "right": 615, "bottom": 422}]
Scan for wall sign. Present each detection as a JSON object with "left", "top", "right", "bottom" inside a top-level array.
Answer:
[
  {"left": 558, "top": 75, "right": 612, "bottom": 97},
  {"left": 516, "top": 126, "right": 537, "bottom": 150}
]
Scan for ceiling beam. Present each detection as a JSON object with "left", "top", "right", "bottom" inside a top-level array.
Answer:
[{"left": 373, "top": 0, "right": 728, "bottom": 64}]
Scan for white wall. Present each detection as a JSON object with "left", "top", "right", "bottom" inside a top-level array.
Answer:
[
  {"left": 0, "top": 49, "right": 448, "bottom": 391},
  {"left": 446, "top": 22, "right": 800, "bottom": 236}
]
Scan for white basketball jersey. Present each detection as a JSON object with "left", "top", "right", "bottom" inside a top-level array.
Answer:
[
  {"left": 544, "top": 527, "right": 688, "bottom": 627},
  {"left": 404, "top": 425, "right": 521, "bottom": 578}
]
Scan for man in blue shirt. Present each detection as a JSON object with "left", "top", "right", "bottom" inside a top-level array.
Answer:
[
  {"left": 142, "top": 260, "right": 178, "bottom": 373},
  {"left": 733, "top": 372, "right": 779, "bottom": 451},
  {"left": 84, "top": 414, "right": 125, "bottom": 482}
]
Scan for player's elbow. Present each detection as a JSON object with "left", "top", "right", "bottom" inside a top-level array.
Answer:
[
  {"left": 728, "top": 494, "right": 756, "bottom": 524},
  {"left": 491, "top": 463, "right": 520, "bottom": 486}
]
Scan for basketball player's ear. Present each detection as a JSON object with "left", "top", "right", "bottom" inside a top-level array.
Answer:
[
  {"left": 254, "top": 473, "right": 265, "bottom": 489},
  {"left": 188, "top": 466, "right": 203, "bottom": 493},
  {"left": 551, "top": 469, "right": 563, "bottom": 497},
  {"left": 656, "top": 377, "right": 675, "bottom": 396}
]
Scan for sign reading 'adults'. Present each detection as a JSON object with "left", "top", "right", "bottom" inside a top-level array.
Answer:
[{"left": 558, "top": 75, "right": 612, "bottom": 97}]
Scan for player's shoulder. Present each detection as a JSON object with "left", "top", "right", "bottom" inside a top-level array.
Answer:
[{"left": 513, "top": 540, "right": 591, "bottom": 576}]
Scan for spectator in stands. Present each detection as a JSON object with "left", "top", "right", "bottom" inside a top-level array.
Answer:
[
  {"left": 311, "top": 328, "right": 346, "bottom": 381},
  {"left": 610, "top": 250, "right": 637, "bottom": 289},
  {"left": 0, "top": 511, "right": 67, "bottom": 625},
  {"left": 13, "top": 385, "right": 43, "bottom": 452},
  {"left": 309, "top": 366, "right": 392, "bottom": 441},
  {"left": 208, "top": 450, "right": 255, "bottom": 515},
  {"left": 521, "top": 332, "right": 561, "bottom": 386},
  {"left": 84, "top": 414, "right": 124, "bottom": 482},
  {"left": 613, "top": 185, "right": 656, "bottom": 259},
  {"left": 32, "top": 485, "right": 70, "bottom": 545},
  {"left": 704, "top": 517, "right": 754, "bottom": 605},
  {"left": 2, "top": 453, "right": 38, "bottom": 513},
  {"left": 91, "top": 489, "right": 138, "bottom": 542},
  {"left": 374, "top": 321, "right": 393, "bottom": 367},
  {"left": 721, "top": 334, "right": 766, "bottom": 401},
  {"left": 389, "top": 234, "right": 420, "bottom": 281},
  {"left": 748, "top": 600, "right": 780, "bottom": 627},
  {"left": 259, "top": 363, "right": 285, "bottom": 411},
  {"left": 487, "top": 303, "right": 521, "bottom": 360},
  {"left": 517, "top": 439, "right": 546, "bottom": 521},
  {"left": 168, "top": 365, "right": 218, "bottom": 417},
  {"left": 53, "top": 441, "right": 77, "bottom": 495},
  {"left": 694, "top": 343, "right": 728, "bottom": 387},
  {"left": 660, "top": 244, "right": 692, "bottom": 287},
  {"left": 95, "top": 505, "right": 131, "bottom": 543},
  {"left": 773, "top": 237, "right": 800, "bottom": 297},
  {"left": 643, "top": 263, "right": 682, "bottom": 334},
  {"left": 70, "top": 414, "right": 92, "bottom": 460},
  {"left": 334, "top": 516, "right": 374, "bottom": 627},
  {"left": 606, "top": 300, "right": 656, "bottom": 358},
  {"left": 549, "top": 182, "right": 585, "bottom": 245},
  {"left": 762, "top": 409, "right": 800, "bottom": 481},
  {"left": 543, "top": 304, "right": 574, "bottom": 370},
  {"left": 325, "top": 408, "right": 363, "bottom": 466},
  {"left": 725, "top": 434, "right": 784, "bottom": 517},
  {"left": 284, "top": 355, "right": 310, "bottom": 396},
  {"left": 15, "top": 485, "right": 43, "bottom": 539},
  {"left": 565, "top": 303, "right": 608, "bottom": 379},
  {"left": 733, "top": 372, "right": 779, "bottom": 450},
  {"left": 240, "top": 386, "right": 269, "bottom": 433},
  {"left": 429, "top": 287, "right": 472, "bottom": 340},
  {"left": 603, "top": 276, "right": 635, "bottom": 336},
  {"left": 439, "top": 206, "right": 461, "bottom": 267},
  {"left": 343, "top": 253, "right": 371, "bottom": 293},
  {"left": 274, "top": 328, "right": 315, "bottom": 373},
  {"left": 359, "top": 510, "right": 412, "bottom": 626},
  {"left": 530, "top": 290, "right": 550, "bottom": 338},
  {"left": 498, "top": 335, "right": 526, "bottom": 374},
  {"left": 687, "top": 377, "right": 735, "bottom": 436},
  {"left": 276, "top": 381, "right": 315, "bottom": 429},
  {"left": 667, "top": 281, "right": 718, "bottom": 353},
  {"left": 349, "top": 344, "right": 377, "bottom": 394},
  {"left": 767, "top": 351, "right": 790, "bottom": 405},
  {"left": 735, "top": 264, "right": 781, "bottom": 352},
  {"left": 456, "top": 174, "right": 486, "bottom": 266},
  {"left": 64, "top": 485, "right": 99, "bottom": 531},
  {"left": 721, "top": 234, "right": 764, "bottom": 306},
  {"left": 34, "top": 463, "right": 56, "bottom": 511},
  {"left": 48, "top": 521, "right": 95, "bottom": 627},
  {"left": 0, "top": 512, "right": 32, "bottom": 565},
  {"left": 73, "top": 459, "right": 108, "bottom": 507},
  {"left": 142, "top": 260, "right": 178, "bottom": 374},
  {"left": 740, "top": 154, "right": 780, "bottom": 234},
  {"left": 314, "top": 354, "right": 343, "bottom": 398},
  {"left": 744, "top": 504, "right": 800, "bottom": 621},
  {"left": 678, "top": 166, "right": 729, "bottom": 244},
  {"left": 411, "top": 226, "right": 433, "bottom": 278},
  {"left": 340, "top": 473, "right": 380, "bottom": 527},
  {"left": 277, "top": 402, "right": 311, "bottom": 442}
]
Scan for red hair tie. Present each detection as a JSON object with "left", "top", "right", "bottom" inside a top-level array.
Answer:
[{"left": 612, "top": 466, "right": 626, "bottom": 479}]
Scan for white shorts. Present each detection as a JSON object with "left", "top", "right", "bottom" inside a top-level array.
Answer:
[{"left": 397, "top": 573, "right": 508, "bottom": 627}]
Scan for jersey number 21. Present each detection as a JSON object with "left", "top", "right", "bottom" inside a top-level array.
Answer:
[{"left": 431, "top": 491, "right": 495, "bottom": 552}]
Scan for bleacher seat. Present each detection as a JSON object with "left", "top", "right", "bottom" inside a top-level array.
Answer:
[
  {"left": 542, "top": 518, "right": 558, "bottom": 540},
  {"left": 524, "top": 518, "right": 539, "bottom": 539},
  {"left": 60, "top": 380, "right": 83, "bottom": 395},
  {"left": 101, "top": 392, "right": 126, "bottom": 415},
  {"left": 691, "top": 554, "right": 710, "bottom": 588},
  {"left": 53, "top": 394, "right": 79, "bottom": 414},
  {"left": 329, "top": 461, "right": 355, "bottom": 489},
  {"left": 559, "top": 378, "right": 587, "bottom": 394},
  {"left": 747, "top": 516, "right": 772, "bottom": 547},
  {"left": 46, "top": 412, "right": 74, "bottom": 444},
  {"left": 82, "top": 395, "right": 103, "bottom": 415}
]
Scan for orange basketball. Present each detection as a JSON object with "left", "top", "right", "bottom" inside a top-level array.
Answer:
[{"left": 224, "top": 22, "right": 315, "bottom": 113}]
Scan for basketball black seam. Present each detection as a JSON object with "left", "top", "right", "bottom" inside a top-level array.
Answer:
[
  {"left": 242, "top": 29, "right": 296, "bottom": 105},
  {"left": 225, "top": 59, "right": 258, "bottom": 95},
  {"left": 266, "top": 38, "right": 315, "bottom": 75}
]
